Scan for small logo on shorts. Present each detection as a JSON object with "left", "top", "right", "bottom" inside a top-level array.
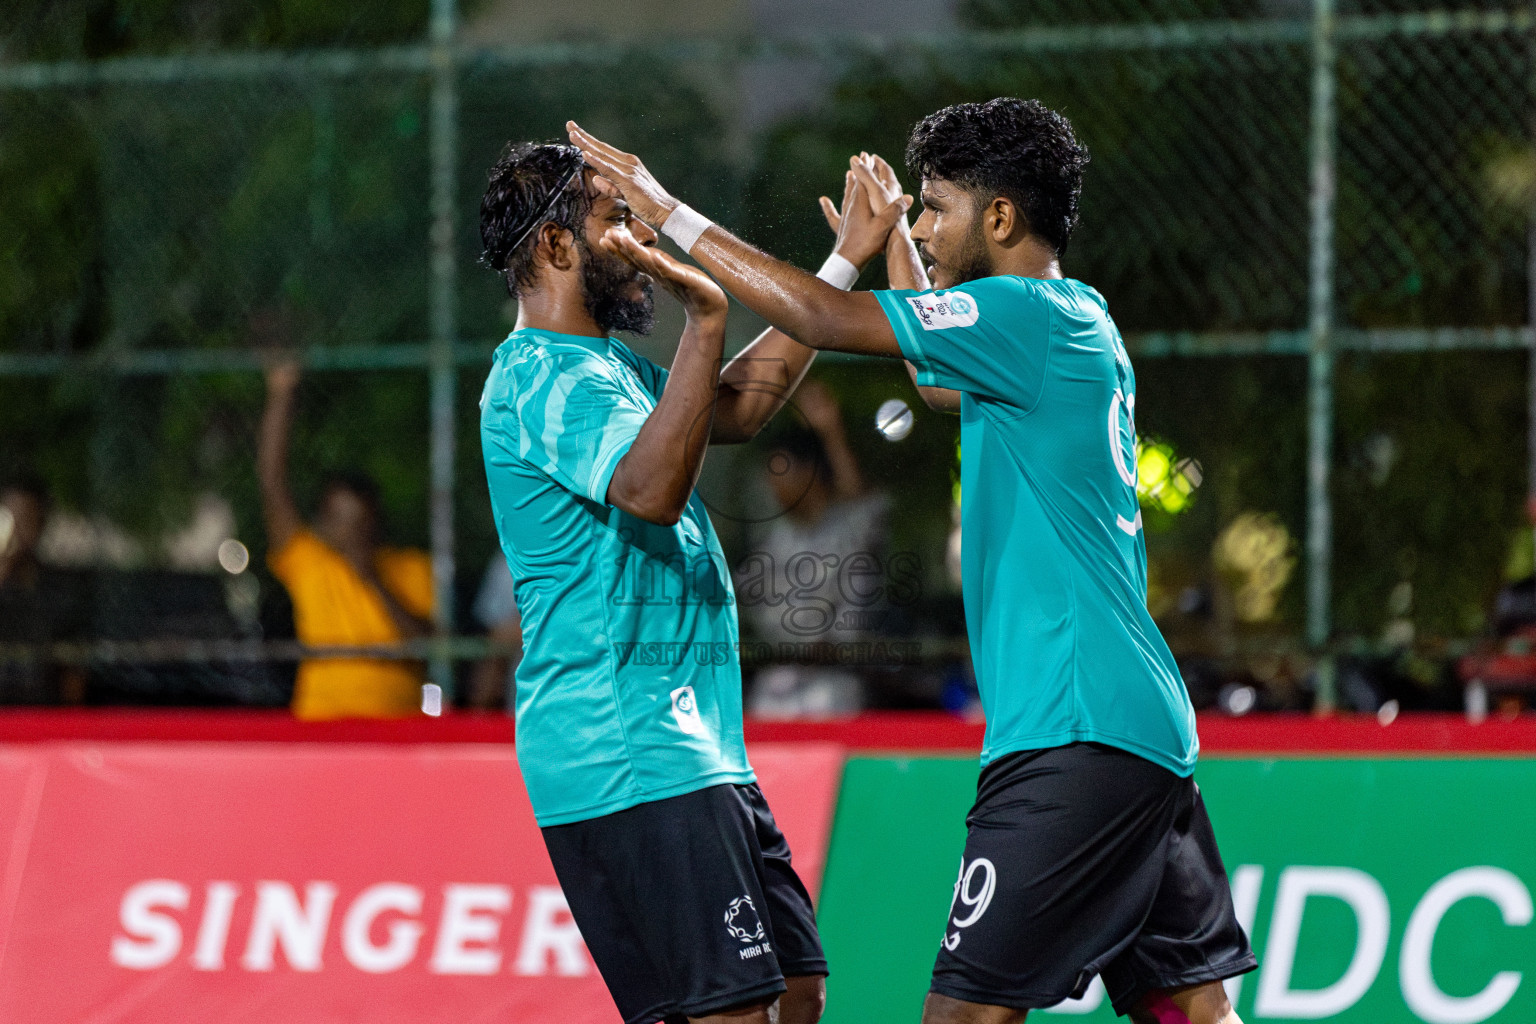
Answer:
[
  {"left": 942, "top": 856, "right": 997, "bottom": 951},
  {"left": 725, "top": 895, "right": 766, "bottom": 944},
  {"left": 670, "top": 685, "right": 705, "bottom": 737}
]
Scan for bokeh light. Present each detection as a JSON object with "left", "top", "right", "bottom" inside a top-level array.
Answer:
[
  {"left": 1135, "top": 440, "right": 1202, "bottom": 515},
  {"left": 216, "top": 539, "right": 250, "bottom": 575},
  {"left": 1214, "top": 512, "right": 1297, "bottom": 623},
  {"left": 875, "top": 398, "right": 914, "bottom": 441}
]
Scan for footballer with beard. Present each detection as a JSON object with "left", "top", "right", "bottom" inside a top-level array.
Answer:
[
  {"left": 569, "top": 100, "right": 1257, "bottom": 1024},
  {"left": 475, "top": 141, "right": 905, "bottom": 1024}
]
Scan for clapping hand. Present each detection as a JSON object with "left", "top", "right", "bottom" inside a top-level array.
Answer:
[
  {"left": 596, "top": 212, "right": 728, "bottom": 322},
  {"left": 818, "top": 157, "right": 913, "bottom": 270},
  {"left": 566, "top": 121, "right": 680, "bottom": 230}
]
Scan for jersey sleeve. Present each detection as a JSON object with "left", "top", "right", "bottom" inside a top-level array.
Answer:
[
  {"left": 874, "top": 276, "right": 1052, "bottom": 409},
  {"left": 609, "top": 338, "right": 670, "bottom": 402},
  {"left": 489, "top": 354, "right": 652, "bottom": 506},
  {"left": 631, "top": 352, "right": 670, "bottom": 402}
]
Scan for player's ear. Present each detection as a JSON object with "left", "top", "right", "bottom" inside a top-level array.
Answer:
[
  {"left": 537, "top": 223, "right": 578, "bottom": 273},
  {"left": 989, "top": 197, "right": 1024, "bottom": 244}
]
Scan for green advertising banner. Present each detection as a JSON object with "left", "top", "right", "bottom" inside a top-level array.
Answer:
[{"left": 817, "top": 757, "right": 1536, "bottom": 1024}]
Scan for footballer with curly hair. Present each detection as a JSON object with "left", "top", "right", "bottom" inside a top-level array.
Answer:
[{"left": 570, "top": 98, "right": 1256, "bottom": 1024}]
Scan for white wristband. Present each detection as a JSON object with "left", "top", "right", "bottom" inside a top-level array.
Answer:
[
  {"left": 816, "top": 252, "right": 860, "bottom": 290},
  {"left": 660, "top": 203, "right": 712, "bottom": 253}
]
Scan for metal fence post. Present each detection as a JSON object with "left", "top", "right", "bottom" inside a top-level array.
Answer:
[
  {"left": 1307, "top": 0, "right": 1339, "bottom": 707},
  {"left": 427, "top": 0, "right": 459, "bottom": 700}
]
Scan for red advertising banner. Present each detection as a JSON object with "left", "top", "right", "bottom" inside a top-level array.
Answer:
[{"left": 0, "top": 741, "right": 844, "bottom": 1024}]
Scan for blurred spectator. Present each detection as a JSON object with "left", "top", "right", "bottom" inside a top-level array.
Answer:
[
  {"left": 0, "top": 476, "right": 86, "bottom": 704},
  {"left": 1493, "top": 574, "right": 1536, "bottom": 638},
  {"left": 1457, "top": 573, "right": 1536, "bottom": 717},
  {"left": 737, "top": 380, "right": 890, "bottom": 718},
  {"left": 259, "top": 359, "right": 435, "bottom": 720},
  {"left": 469, "top": 554, "right": 522, "bottom": 713}
]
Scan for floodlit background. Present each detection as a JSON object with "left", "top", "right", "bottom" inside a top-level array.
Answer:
[{"left": 2, "top": 0, "right": 1535, "bottom": 716}]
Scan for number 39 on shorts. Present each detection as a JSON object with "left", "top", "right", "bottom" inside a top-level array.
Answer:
[{"left": 942, "top": 856, "right": 997, "bottom": 951}]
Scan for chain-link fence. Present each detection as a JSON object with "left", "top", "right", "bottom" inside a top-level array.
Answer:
[{"left": 1, "top": 0, "right": 1532, "bottom": 712}]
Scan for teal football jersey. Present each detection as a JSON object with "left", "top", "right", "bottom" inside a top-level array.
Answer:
[
  {"left": 479, "top": 329, "right": 754, "bottom": 826},
  {"left": 876, "top": 277, "right": 1198, "bottom": 776}
]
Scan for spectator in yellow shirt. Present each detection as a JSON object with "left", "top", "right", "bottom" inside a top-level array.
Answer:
[{"left": 258, "top": 359, "right": 435, "bottom": 720}]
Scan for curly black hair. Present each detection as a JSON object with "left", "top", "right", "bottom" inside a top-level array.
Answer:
[
  {"left": 479, "top": 142, "right": 591, "bottom": 297},
  {"left": 905, "top": 98, "right": 1089, "bottom": 257}
]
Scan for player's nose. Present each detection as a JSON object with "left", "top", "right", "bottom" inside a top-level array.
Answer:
[
  {"left": 631, "top": 217, "right": 659, "bottom": 247},
  {"left": 909, "top": 207, "right": 934, "bottom": 244}
]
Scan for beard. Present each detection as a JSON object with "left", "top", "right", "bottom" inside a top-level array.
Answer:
[
  {"left": 577, "top": 233, "right": 656, "bottom": 336},
  {"left": 921, "top": 213, "right": 994, "bottom": 287},
  {"left": 945, "top": 218, "right": 993, "bottom": 286}
]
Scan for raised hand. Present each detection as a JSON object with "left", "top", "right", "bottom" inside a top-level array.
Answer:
[
  {"left": 859, "top": 152, "right": 905, "bottom": 210},
  {"left": 596, "top": 224, "right": 728, "bottom": 528},
  {"left": 850, "top": 154, "right": 954, "bottom": 410},
  {"left": 264, "top": 356, "right": 301, "bottom": 395},
  {"left": 566, "top": 122, "right": 679, "bottom": 229},
  {"left": 851, "top": 151, "right": 930, "bottom": 292},
  {"left": 818, "top": 170, "right": 857, "bottom": 234},
  {"left": 851, "top": 152, "right": 908, "bottom": 217},
  {"left": 819, "top": 159, "right": 912, "bottom": 270},
  {"left": 599, "top": 226, "right": 727, "bottom": 322}
]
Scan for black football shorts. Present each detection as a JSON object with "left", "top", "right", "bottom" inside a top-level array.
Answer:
[
  {"left": 541, "top": 782, "right": 827, "bottom": 1024},
  {"left": 930, "top": 742, "right": 1257, "bottom": 1017}
]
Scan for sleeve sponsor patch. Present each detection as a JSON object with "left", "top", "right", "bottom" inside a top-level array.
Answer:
[{"left": 907, "top": 291, "right": 980, "bottom": 331}]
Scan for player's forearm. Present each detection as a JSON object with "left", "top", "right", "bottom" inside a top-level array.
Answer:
[
  {"left": 886, "top": 234, "right": 962, "bottom": 412},
  {"left": 687, "top": 226, "right": 895, "bottom": 356},
  {"left": 905, "top": 359, "right": 963, "bottom": 414},
  {"left": 710, "top": 328, "right": 819, "bottom": 444},
  {"left": 564, "top": 123, "right": 895, "bottom": 355},
  {"left": 608, "top": 315, "right": 725, "bottom": 525},
  {"left": 712, "top": 241, "right": 882, "bottom": 442},
  {"left": 885, "top": 226, "right": 929, "bottom": 292}
]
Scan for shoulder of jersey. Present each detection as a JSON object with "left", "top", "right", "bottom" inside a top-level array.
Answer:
[
  {"left": 1066, "top": 279, "right": 1109, "bottom": 311},
  {"left": 604, "top": 336, "right": 648, "bottom": 374},
  {"left": 969, "top": 274, "right": 1039, "bottom": 304},
  {"left": 502, "top": 333, "right": 615, "bottom": 381}
]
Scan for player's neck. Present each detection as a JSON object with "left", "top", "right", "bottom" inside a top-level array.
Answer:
[
  {"left": 991, "top": 236, "right": 1063, "bottom": 281},
  {"left": 513, "top": 281, "right": 607, "bottom": 339}
]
